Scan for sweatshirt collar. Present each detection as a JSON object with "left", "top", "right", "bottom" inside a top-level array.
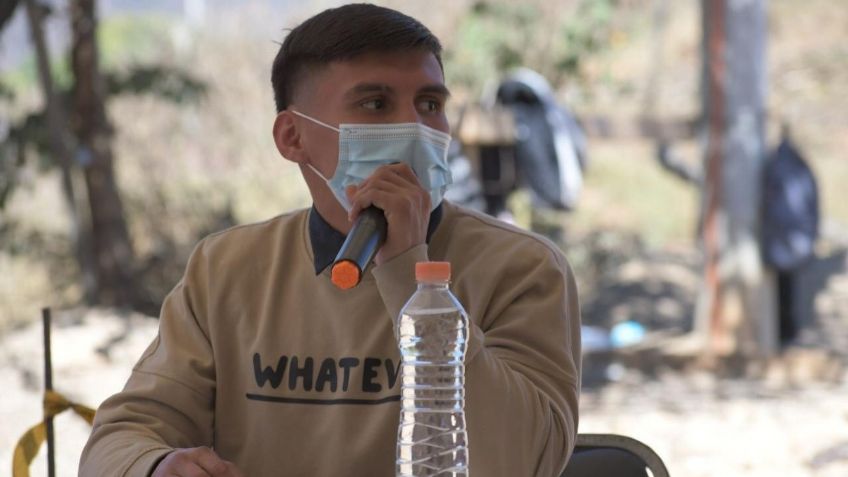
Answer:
[{"left": 308, "top": 203, "right": 444, "bottom": 275}]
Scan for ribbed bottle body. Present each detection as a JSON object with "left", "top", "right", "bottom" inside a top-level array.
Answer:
[{"left": 396, "top": 283, "right": 469, "bottom": 477}]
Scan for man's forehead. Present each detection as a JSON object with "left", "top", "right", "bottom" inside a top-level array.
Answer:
[
  {"left": 327, "top": 50, "right": 444, "bottom": 85},
  {"left": 295, "top": 50, "right": 446, "bottom": 107}
]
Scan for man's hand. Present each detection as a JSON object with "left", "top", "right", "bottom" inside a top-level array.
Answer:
[
  {"left": 152, "top": 447, "right": 245, "bottom": 477},
  {"left": 346, "top": 163, "right": 430, "bottom": 266}
]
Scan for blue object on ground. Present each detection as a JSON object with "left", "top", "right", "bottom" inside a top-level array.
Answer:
[{"left": 610, "top": 321, "right": 646, "bottom": 348}]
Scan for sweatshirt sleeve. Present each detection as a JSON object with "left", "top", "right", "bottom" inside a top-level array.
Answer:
[
  {"left": 79, "top": 243, "right": 216, "bottom": 477},
  {"left": 462, "top": 246, "right": 581, "bottom": 477},
  {"left": 375, "top": 239, "right": 581, "bottom": 477}
]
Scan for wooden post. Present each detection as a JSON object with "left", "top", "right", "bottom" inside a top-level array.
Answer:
[
  {"left": 41, "top": 307, "right": 55, "bottom": 477},
  {"left": 695, "top": 0, "right": 777, "bottom": 357}
]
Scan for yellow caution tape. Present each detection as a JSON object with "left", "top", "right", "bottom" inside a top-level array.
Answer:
[{"left": 12, "top": 390, "right": 96, "bottom": 477}]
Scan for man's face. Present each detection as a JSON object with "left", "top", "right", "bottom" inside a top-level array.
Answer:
[{"left": 291, "top": 49, "right": 450, "bottom": 181}]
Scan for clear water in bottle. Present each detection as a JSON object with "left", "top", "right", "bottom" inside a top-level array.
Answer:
[{"left": 397, "top": 262, "right": 469, "bottom": 476}]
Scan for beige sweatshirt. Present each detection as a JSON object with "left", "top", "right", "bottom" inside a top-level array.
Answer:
[{"left": 79, "top": 201, "right": 581, "bottom": 477}]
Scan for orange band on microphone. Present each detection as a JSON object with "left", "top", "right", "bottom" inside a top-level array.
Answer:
[{"left": 331, "top": 260, "right": 361, "bottom": 290}]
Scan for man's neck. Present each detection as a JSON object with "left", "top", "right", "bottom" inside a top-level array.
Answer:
[{"left": 313, "top": 197, "right": 354, "bottom": 235}]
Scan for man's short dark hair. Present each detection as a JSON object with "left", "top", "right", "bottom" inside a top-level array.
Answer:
[{"left": 271, "top": 3, "right": 443, "bottom": 112}]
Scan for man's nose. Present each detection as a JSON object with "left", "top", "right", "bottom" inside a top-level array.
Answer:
[{"left": 394, "top": 103, "right": 422, "bottom": 124}]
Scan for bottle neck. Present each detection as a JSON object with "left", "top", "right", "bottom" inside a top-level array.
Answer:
[{"left": 416, "top": 281, "right": 449, "bottom": 290}]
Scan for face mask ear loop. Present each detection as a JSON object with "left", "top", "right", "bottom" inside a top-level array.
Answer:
[
  {"left": 289, "top": 109, "right": 341, "bottom": 133},
  {"left": 289, "top": 110, "right": 339, "bottom": 183},
  {"left": 305, "top": 162, "right": 332, "bottom": 183}
]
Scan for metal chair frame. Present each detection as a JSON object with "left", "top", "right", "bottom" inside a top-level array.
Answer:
[{"left": 563, "top": 433, "right": 670, "bottom": 477}]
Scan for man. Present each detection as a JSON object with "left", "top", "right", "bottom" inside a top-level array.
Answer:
[{"left": 80, "top": 4, "right": 580, "bottom": 476}]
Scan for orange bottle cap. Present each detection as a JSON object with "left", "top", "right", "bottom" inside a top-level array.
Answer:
[{"left": 415, "top": 261, "right": 451, "bottom": 282}]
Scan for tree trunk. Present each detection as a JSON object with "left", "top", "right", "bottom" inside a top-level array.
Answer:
[
  {"left": 695, "top": 0, "right": 777, "bottom": 358},
  {"left": 25, "top": 0, "right": 98, "bottom": 304},
  {"left": 70, "top": 0, "right": 140, "bottom": 308}
]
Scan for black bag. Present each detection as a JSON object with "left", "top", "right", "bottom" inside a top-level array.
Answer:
[
  {"left": 761, "top": 137, "right": 819, "bottom": 271},
  {"left": 496, "top": 69, "right": 585, "bottom": 211}
]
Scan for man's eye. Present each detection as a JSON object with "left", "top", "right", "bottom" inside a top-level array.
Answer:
[
  {"left": 419, "top": 99, "right": 442, "bottom": 113},
  {"left": 361, "top": 99, "right": 385, "bottom": 110}
]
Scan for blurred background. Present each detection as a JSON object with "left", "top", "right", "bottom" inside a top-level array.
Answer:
[{"left": 1, "top": 0, "right": 846, "bottom": 475}]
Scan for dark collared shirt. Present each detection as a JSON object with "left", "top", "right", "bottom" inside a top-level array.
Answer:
[{"left": 308, "top": 204, "right": 444, "bottom": 274}]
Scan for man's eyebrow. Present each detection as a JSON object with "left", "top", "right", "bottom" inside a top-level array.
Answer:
[
  {"left": 342, "top": 83, "right": 452, "bottom": 98},
  {"left": 419, "top": 84, "right": 451, "bottom": 97}
]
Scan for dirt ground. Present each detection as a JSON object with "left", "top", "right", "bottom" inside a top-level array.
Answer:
[
  {"left": 579, "top": 366, "right": 848, "bottom": 477},
  {"left": 0, "top": 310, "right": 159, "bottom": 476},
  {"left": 571, "top": 228, "right": 848, "bottom": 477}
]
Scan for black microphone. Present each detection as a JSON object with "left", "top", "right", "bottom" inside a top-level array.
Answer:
[{"left": 330, "top": 206, "right": 387, "bottom": 290}]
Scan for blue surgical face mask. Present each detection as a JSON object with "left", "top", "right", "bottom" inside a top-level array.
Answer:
[{"left": 291, "top": 110, "right": 452, "bottom": 212}]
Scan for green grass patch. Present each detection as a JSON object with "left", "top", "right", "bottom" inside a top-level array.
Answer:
[{"left": 568, "top": 139, "right": 699, "bottom": 248}]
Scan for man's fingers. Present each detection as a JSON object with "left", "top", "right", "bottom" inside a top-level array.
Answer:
[
  {"left": 224, "top": 461, "right": 247, "bottom": 477},
  {"left": 345, "top": 184, "right": 358, "bottom": 202},
  {"left": 376, "top": 162, "right": 422, "bottom": 187},
  {"left": 348, "top": 163, "right": 428, "bottom": 220},
  {"left": 181, "top": 461, "right": 213, "bottom": 477},
  {"left": 152, "top": 447, "right": 243, "bottom": 477},
  {"left": 347, "top": 182, "right": 401, "bottom": 220},
  {"left": 343, "top": 162, "right": 431, "bottom": 265},
  {"left": 357, "top": 163, "right": 421, "bottom": 191},
  {"left": 348, "top": 188, "right": 385, "bottom": 222},
  {"left": 193, "top": 447, "right": 234, "bottom": 476},
  {"left": 394, "top": 163, "right": 423, "bottom": 186},
  {"left": 348, "top": 185, "right": 422, "bottom": 222},
  {"left": 153, "top": 451, "right": 210, "bottom": 477}
]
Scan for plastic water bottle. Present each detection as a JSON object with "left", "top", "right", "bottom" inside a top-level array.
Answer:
[{"left": 396, "top": 261, "right": 469, "bottom": 476}]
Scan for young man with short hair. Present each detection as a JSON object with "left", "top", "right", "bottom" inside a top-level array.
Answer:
[{"left": 80, "top": 4, "right": 581, "bottom": 476}]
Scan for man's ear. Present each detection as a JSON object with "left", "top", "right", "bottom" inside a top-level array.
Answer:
[{"left": 273, "top": 111, "right": 307, "bottom": 164}]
